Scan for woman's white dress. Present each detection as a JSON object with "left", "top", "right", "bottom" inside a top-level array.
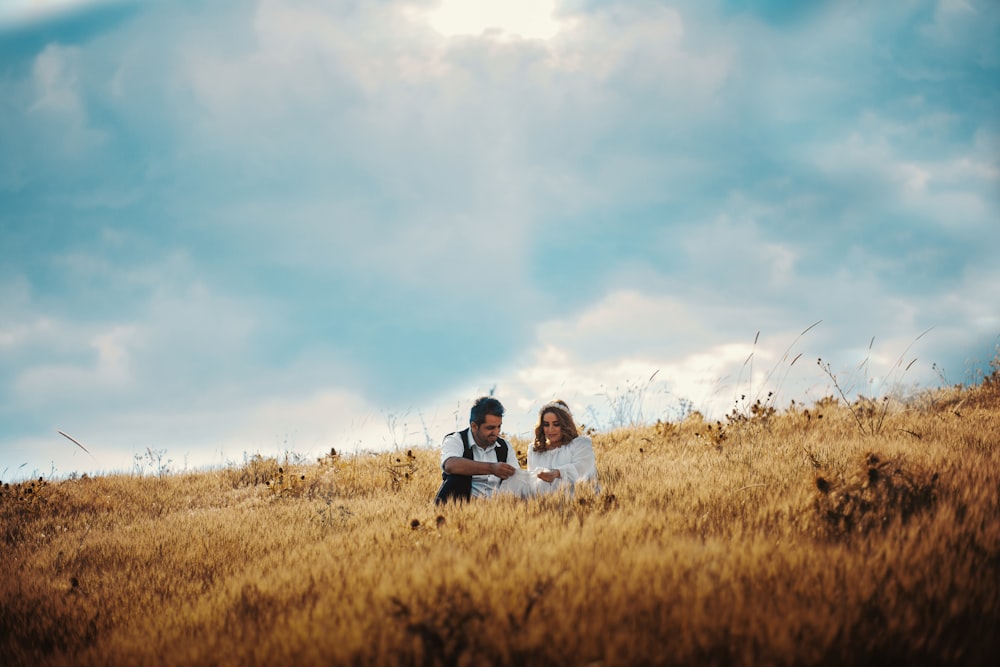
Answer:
[
  {"left": 498, "top": 435, "right": 599, "bottom": 497},
  {"left": 529, "top": 435, "right": 598, "bottom": 494}
]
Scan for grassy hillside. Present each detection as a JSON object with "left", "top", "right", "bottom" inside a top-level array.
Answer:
[{"left": 2, "top": 375, "right": 999, "bottom": 666}]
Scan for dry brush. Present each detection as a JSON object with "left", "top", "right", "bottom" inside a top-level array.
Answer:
[{"left": 2, "top": 379, "right": 999, "bottom": 666}]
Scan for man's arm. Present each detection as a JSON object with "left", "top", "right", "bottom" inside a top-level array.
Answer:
[{"left": 443, "top": 456, "right": 516, "bottom": 479}]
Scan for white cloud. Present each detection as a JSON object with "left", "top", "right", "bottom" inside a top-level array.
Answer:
[
  {"left": 938, "top": 0, "right": 976, "bottom": 14},
  {"left": 424, "top": 0, "right": 568, "bottom": 40},
  {"left": 24, "top": 44, "right": 109, "bottom": 158},
  {"left": 14, "top": 324, "right": 136, "bottom": 397},
  {"left": 675, "top": 214, "right": 803, "bottom": 294},
  {"left": 30, "top": 45, "right": 83, "bottom": 114},
  {"left": 480, "top": 289, "right": 830, "bottom": 428},
  {"left": 0, "top": 1, "right": 110, "bottom": 28},
  {"left": 0, "top": 316, "right": 58, "bottom": 349},
  {"left": 540, "top": 289, "right": 712, "bottom": 361},
  {"left": 222, "top": 389, "right": 382, "bottom": 455},
  {"left": 2, "top": 0, "right": 998, "bottom": 481}
]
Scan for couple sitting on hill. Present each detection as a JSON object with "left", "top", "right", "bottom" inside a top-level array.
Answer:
[{"left": 434, "top": 396, "right": 598, "bottom": 504}]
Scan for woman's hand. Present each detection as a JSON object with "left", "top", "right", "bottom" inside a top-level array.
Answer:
[{"left": 537, "top": 469, "right": 561, "bottom": 483}]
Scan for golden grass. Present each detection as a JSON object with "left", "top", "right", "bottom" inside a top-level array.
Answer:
[{"left": 2, "top": 380, "right": 998, "bottom": 666}]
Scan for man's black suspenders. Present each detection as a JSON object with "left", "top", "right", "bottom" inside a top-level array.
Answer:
[{"left": 434, "top": 428, "right": 510, "bottom": 505}]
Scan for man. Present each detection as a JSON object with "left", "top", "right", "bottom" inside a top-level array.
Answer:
[{"left": 434, "top": 396, "right": 520, "bottom": 504}]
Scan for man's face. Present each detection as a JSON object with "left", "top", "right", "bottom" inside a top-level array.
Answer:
[{"left": 470, "top": 414, "right": 502, "bottom": 448}]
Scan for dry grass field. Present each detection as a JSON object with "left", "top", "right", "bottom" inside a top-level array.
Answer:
[{"left": 2, "top": 365, "right": 999, "bottom": 666}]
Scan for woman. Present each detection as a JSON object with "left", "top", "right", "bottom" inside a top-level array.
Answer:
[{"left": 529, "top": 400, "right": 598, "bottom": 494}]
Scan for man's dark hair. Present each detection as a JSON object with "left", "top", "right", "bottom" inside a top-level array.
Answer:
[{"left": 469, "top": 396, "right": 504, "bottom": 425}]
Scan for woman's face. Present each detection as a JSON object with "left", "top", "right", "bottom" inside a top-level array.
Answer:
[{"left": 542, "top": 411, "right": 563, "bottom": 445}]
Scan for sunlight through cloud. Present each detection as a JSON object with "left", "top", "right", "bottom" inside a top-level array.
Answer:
[{"left": 426, "top": 0, "right": 564, "bottom": 39}]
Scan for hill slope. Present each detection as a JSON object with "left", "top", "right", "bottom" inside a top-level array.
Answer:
[{"left": 2, "top": 381, "right": 999, "bottom": 666}]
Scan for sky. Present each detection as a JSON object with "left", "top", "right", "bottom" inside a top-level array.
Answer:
[{"left": 1, "top": 0, "right": 998, "bottom": 481}]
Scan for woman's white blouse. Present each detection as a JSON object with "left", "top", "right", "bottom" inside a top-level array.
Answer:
[{"left": 528, "top": 435, "right": 598, "bottom": 493}]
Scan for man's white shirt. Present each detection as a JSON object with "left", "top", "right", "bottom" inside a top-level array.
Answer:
[{"left": 439, "top": 430, "right": 520, "bottom": 498}]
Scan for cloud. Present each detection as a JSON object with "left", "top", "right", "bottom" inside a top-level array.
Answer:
[
  {"left": 14, "top": 324, "right": 137, "bottom": 399},
  {"left": 1, "top": 0, "right": 998, "bottom": 479},
  {"left": 0, "top": 1, "right": 110, "bottom": 27},
  {"left": 0, "top": 1, "right": 141, "bottom": 64}
]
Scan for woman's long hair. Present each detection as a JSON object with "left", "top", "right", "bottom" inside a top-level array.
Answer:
[{"left": 533, "top": 400, "right": 580, "bottom": 452}]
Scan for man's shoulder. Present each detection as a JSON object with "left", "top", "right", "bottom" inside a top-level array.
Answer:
[{"left": 442, "top": 429, "right": 469, "bottom": 447}]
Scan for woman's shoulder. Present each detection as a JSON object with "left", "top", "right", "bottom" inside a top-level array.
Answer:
[{"left": 571, "top": 434, "right": 593, "bottom": 447}]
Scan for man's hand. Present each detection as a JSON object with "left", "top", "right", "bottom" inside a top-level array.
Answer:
[
  {"left": 491, "top": 462, "right": 516, "bottom": 479},
  {"left": 537, "top": 469, "right": 561, "bottom": 483}
]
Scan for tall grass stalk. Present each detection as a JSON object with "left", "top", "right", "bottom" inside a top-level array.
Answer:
[{"left": 818, "top": 328, "right": 933, "bottom": 436}]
